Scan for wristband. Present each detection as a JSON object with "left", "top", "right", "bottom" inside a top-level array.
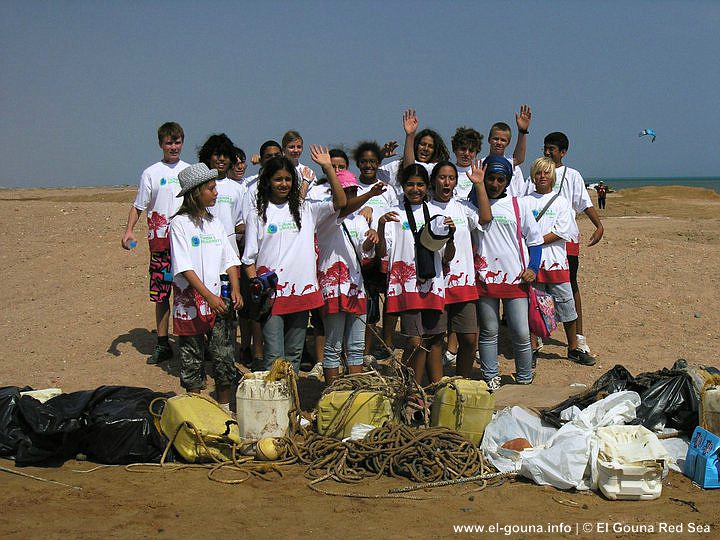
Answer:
[{"left": 518, "top": 128, "right": 529, "bottom": 135}]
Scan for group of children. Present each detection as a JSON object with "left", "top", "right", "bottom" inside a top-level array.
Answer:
[{"left": 123, "top": 108, "right": 604, "bottom": 408}]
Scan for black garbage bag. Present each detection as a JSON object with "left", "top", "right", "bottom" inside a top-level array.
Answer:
[
  {"left": 541, "top": 363, "right": 699, "bottom": 435},
  {"left": 15, "top": 389, "right": 96, "bottom": 465},
  {"left": 14, "top": 386, "right": 175, "bottom": 466},
  {"left": 634, "top": 368, "right": 698, "bottom": 434},
  {"left": 0, "top": 386, "right": 32, "bottom": 457},
  {"left": 79, "top": 386, "right": 174, "bottom": 464}
]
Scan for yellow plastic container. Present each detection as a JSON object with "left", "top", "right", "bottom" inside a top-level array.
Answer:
[
  {"left": 430, "top": 379, "right": 494, "bottom": 444},
  {"left": 159, "top": 394, "right": 241, "bottom": 463},
  {"left": 317, "top": 390, "right": 393, "bottom": 439}
]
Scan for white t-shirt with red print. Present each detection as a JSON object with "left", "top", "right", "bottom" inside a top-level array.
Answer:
[
  {"left": 383, "top": 200, "right": 445, "bottom": 313},
  {"left": 524, "top": 192, "right": 577, "bottom": 284},
  {"left": 473, "top": 196, "right": 544, "bottom": 299},
  {"left": 133, "top": 160, "right": 189, "bottom": 252},
  {"left": 170, "top": 214, "right": 241, "bottom": 336},
  {"left": 315, "top": 212, "right": 373, "bottom": 316},
  {"left": 431, "top": 198, "right": 481, "bottom": 304},
  {"left": 530, "top": 165, "right": 593, "bottom": 256},
  {"left": 357, "top": 181, "right": 399, "bottom": 229},
  {"left": 208, "top": 177, "right": 244, "bottom": 257},
  {"left": 242, "top": 199, "right": 336, "bottom": 316}
]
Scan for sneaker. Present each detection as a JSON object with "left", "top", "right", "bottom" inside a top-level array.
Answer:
[
  {"left": 307, "top": 362, "right": 324, "bottom": 380},
  {"left": 535, "top": 336, "right": 544, "bottom": 352},
  {"left": 370, "top": 345, "right": 392, "bottom": 361},
  {"left": 568, "top": 348, "right": 596, "bottom": 366},
  {"left": 576, "top": 334, "right": 590, "bottom": 354},
  {"left": 147, "top": 344, "right": 172, "bottom": 365},
  {"left": 363, "top": 354, "right": 377, "bottom": 369},
  {"left": 485, "top": 376, "right": 502, "bottom": 392},
  {"left": 443, "top": 350, "right": 457, "bottom": 367},
  {"left": 515, "top": 373, "right": 534, "bottom": 385}
]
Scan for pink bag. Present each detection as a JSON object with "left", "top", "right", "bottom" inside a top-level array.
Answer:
[
  {"left": 511, "top": 197, "right": 558, "bottom": 338},
  {"left": 527, "top": 285, "right": 557, "bottom": 338}
]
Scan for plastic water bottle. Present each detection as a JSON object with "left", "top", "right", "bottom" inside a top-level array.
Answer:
[
  {"left": 128, "top": 240, "right": 137, "bottom": 249},
  {"left": 220, "top": 274, "right": 230, "bottom": 298}
]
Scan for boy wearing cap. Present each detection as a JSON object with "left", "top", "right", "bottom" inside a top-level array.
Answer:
[
  {"left": 542, "top": 132, "right": 604, "bottom": 354},
  {"left": 122, "top": 122, "right": 189, "bottom": 365}
]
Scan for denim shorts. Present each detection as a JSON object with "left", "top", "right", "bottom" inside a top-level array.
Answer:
[{"left": 535, "top": 281, "right": 577, "bottom": 323}]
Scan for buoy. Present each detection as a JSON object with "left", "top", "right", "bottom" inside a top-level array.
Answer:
[{"left": 256, "top": 437, "right": 280, "bottom": 461}]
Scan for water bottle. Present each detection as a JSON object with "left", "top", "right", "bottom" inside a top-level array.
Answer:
[{"left": 220, "top": 274, "right": 230, "bottom": 298}]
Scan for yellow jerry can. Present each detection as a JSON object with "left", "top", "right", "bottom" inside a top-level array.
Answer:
[
  {"left": 317, "top": 390, "right": 393, "bottom": 439},
  {"left": 158, "top": 394, "right": 241, "bottom": 463},
  {"left": 430, "top": 379, "right": 495, "bottom": 444}
]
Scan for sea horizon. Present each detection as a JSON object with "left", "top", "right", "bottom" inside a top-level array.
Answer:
[{"left": 2, "top": 175, "right": 719, "bottom": 194}]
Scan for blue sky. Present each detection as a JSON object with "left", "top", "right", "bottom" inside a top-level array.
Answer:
[{"left": 1, "top": 0, "right": 718, "bottom": 187}]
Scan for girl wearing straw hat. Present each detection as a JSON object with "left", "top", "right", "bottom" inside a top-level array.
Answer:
[{"left": 170, "top": 163, "right": 243, "bottom": 413}]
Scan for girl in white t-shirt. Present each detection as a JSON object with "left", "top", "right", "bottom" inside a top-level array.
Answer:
[
  {"left": 241, "top": 147, "right": 347, "bottom": 372},
  {"left": 316, "top": 169, "right": 380, "bottom": 384},
  {"left": 473, "top": 156, "right": 543, "bottom": 392},
  {"left": 430, "top": 160, "right": 491, "bottom": 378},
  {"left": 377, "top": 164, "right": 455, "bottom": 385},
  {"left": 525, "top": 157, "right": 595, "bottom": 366},
  {"left": 170, "top": 163, "right": 243, "bottom": 412}
]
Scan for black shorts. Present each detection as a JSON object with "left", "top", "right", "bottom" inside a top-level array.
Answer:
[{"left": 568, "top": 255, "right": 579, "bottom": 285}]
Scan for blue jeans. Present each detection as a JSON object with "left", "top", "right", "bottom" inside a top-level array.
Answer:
[
  {"left": 477, "top": 297, "right": 533, "bottom": 383},
  {"left": 261, "top": 310, "right": 309, "bottom": 372},
  {"left": 322, "top": 312, "right": 366, "bottom": 369}
]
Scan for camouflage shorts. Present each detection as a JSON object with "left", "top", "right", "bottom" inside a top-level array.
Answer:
[{"left": 178, "top": 304, "right": 237, "bottom": 390}]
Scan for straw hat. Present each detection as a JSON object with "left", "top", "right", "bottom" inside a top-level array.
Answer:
[{"left": 176, "top": 163, "right": 219, "bottom": 197}]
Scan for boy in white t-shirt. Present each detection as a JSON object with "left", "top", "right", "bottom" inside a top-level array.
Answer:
[
  {"left": 485, "top": 105, "right": 533, "bottom": 197},
  {"left": 542, "top": 132, "right": 604, "bottom": 354},
  {"left": 450, "top": 126, "right": 484, "bottom": 200},
  {"left": 122, "top": 122, "right": 189, "bottom": 365}
]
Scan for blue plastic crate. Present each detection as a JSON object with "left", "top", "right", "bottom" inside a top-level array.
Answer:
[{"left": 684, "top": 426, "right": 720, "bottom": 489}]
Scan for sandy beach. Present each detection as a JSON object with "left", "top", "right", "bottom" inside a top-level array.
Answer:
[{"left": 2, "top": 185, "right": 720, "bottom": 538}]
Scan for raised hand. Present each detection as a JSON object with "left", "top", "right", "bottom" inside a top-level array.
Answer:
[
  {"left": 403, "top": 109, "right": 419, "bottom": 135},
  {"left": 310, "top": 144, "right": 332, "bottom": 169},
  {"left": 381, "top": 140, "right": 399, "bottom": 159},
  {"left": 250, "top": 153, "right": 261, "bottom": 165},
  {"left": 515, "top": 104, "right": 532, "bottom": 132},
  {"left": 468, "top": 159, "right": 487, "bottom": 185}
]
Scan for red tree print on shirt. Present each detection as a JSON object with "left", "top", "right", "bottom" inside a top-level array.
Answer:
[
  {"left": 389, "top": 261, "right": 416, "bottom": 294},
  {"left": 147, "top": 211, "right": 168, "bottom": 240},
  {"left": 320, "top": 261, "right": 350, "bottom": 289},
  {"left": 474, "top": 254, "right": 488, "bottom": 272}
]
